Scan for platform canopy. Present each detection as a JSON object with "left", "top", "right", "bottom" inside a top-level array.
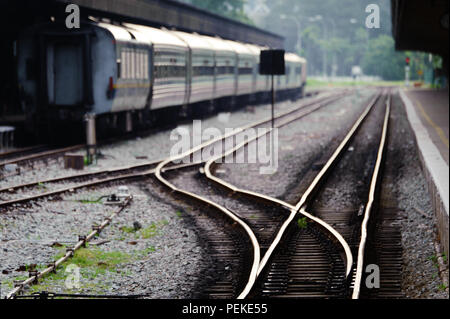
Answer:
[
  {"left": 53, "top": 0, "right": 284, "bottom": 48},
  {"left": 391, "top": 0, "right": 448, "bottom": 68}
]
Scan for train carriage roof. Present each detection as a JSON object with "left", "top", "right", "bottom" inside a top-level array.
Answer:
[
  {"left": 225, "top": 40, "right": 254, "bottom": 56},
  {"left": 285, "top": 52, "right": 306, "bottom": 64},
  {"left": 97, "top": 22, "right": 133, "bottom": 41},
  {"left": 172, "top": 31, "right": 214, "bottom": 52},
  {"left": 123, "top": 23, "right": 188, "bottom": 48},
  {"left": 201, "top": 35, "right": 235, "bottom": 54}
]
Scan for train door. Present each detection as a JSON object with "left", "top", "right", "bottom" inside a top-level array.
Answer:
[
  {"left": 47, "top": 42, "right": 84, "bottom": 105},
  {"left": 39, "top": 33, "right": 93, "bottom": 110}
]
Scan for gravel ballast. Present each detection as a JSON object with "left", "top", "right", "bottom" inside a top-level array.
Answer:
[{"left": 1, "top": 89, "right": 446, "bottom": 299}]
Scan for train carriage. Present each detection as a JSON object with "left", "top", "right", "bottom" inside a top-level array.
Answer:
[
  {"left": 202, "top": 35, "right": 237, "bottom": 103},
  {"left": 172, "top": 31, "right": 215, "bottom": 110},
  {"left": 124, "top": 23, "right": 189, "bottom": 111},
  {"left": 225, "top": 40, "right": 255, "bottom": 100},
  {"left": 16, "top": 18, "right": 307, "bottom": 141}
]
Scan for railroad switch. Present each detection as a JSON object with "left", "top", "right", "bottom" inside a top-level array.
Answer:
[
  {"left": 105, "top": 186, "right": 130, "bottom": 205},
  {"left": 117, "top": 186, "right": 130, "bottom": 198},
  {"left": 105, "top": 194, "right": 121, "bottom": 205}
]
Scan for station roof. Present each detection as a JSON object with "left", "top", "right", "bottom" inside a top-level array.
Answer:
[
  {"left": 391, "top": 0, "right": 449, "bottom": 57},
  {"left": 53, "top": 0, "right": 284, "bottom": 48}
]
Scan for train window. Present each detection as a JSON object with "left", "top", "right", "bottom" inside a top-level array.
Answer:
[
  {"left": 143, "top": 52, "right": 149, "bottom": 79},
  {"left": 124, "top": 50, "right": 129, "bottom": 79},
  {"left": 239, "top": 67, "right": 253, "bottom": 75},
  {"left": 193, "top": 66, "right": 214, "bottom": 76},
  {"left": 121, "top": 50, "right": 127, "bottom": 79},
  {"left": 130, "top": 50, "right": 136, "bottom": 79},
  {"left": 140, "top": 52, "right": 145, "bottom": 79},
  {"left": 217, "top": 66, "right": 234, "bottom": 75},
  {"left": 127, "top": 50, "right": 132, "bottom": 79},
  {"left": 117, "top": 59, "right": 121, "bottom": 79},
  {"left": 136, "top": 51, "right": 141, "bottom": 79},
  {"left": 295, "top": 66, "right": 302, "bottom": 75}
]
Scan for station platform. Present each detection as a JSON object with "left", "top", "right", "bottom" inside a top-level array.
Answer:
[{"left": 399, "top": 88, "right": 449, "bottom": 255}]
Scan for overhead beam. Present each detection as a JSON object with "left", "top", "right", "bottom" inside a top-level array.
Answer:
[
  {"left": 53, "top": 0, "right": 284, "bottom": 48},
  {"left": 391, "top": 0, "right": 448, "bottom": 56}
]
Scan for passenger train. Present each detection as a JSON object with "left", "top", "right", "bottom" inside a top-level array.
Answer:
[{"left": 16, "top": 18, "right": 307, "bottom": 139}]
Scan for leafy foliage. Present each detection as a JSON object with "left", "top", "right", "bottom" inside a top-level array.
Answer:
[
  {"left": 179, "top": 0, "right": 436, "bottom": 81},
  {"left": 186, "top": 0, "right": 254, "bottom": 24}
]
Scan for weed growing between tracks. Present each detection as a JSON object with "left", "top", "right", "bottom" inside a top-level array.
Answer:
[
  {"left": 3, "top": 241, "right": 162, "bottom": 294},
  {"left": 119, "top": 219, "right": 169, "bottom": 239}
]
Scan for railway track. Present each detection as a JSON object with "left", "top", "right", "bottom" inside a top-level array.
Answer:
[
  {"left": 200, "top": 90, "right": 399, "bottom": 298},
  {"left": 0, "top": 93, "right": 325, "bottom": 178},
  {"left": 0, "top": 144, "right": 85, "bottom": 178},
  {"left": 4, "top": 89, "right": 400, "bottom": 300},
  {"left": 3, "top": 91, "right": 345, "bottom": 298},
  {"left": 0, "top": 91, "right": 345, "bottom": 210},
  {"left": 153, "top": 90, "right": 356, "bottom": 298},
  {"left": 0, "top": 145, "right": 49, "bottom": 161}
]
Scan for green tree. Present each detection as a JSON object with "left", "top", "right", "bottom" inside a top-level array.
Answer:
[
  {"left": 362, "top": 35, "right": 405, "bottom": 80},
  {"left": 190, "top": 0, "right": 253, "bottom": 24}
]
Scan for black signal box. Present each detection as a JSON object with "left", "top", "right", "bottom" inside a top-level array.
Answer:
[{"left": 259, "top": 49, "right": 285, "bottom": 75}]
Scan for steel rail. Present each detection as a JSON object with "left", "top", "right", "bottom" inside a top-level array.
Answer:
[
  {"left": 351, "top": 94, "right": 390, "bottom": 299},
  {"left": 5, "top": 196, "right": 133, "bottom": 299},
  {"left": 255, "top": 93, "right": 380, "bottom": 280},
  {"left": 0, "top": 158, "right": 164, "bottom": 194},
  {"left": 204, "top": 92, "right": 381, "bottom": 285},
  {"left": 154, "top": 127, "right": 262, "bottom": 299},
  {"left": 0, "top": 162, "right": 205, "bottom": 209},
  {"left": 0, "top": 145, "right": 48, "bottom": 160},
  {"left": 154, "top": 92, "right": 348, "bottom": 299},
  {"left": 0, "top": 92, "right": 345, "bottom": 209},
  {"left": 3, "top": 92, "right": 346, "bottom": 298},
  {"left": 0, "top": 92, "right": 337, "bottom": 170},
  {"left": 0, "top": 144, "right": 85, "bottom": 168}
]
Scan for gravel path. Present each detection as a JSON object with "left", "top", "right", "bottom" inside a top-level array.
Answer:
[{"left": 388, "top": 93, "right": 448, "bottom": 299}]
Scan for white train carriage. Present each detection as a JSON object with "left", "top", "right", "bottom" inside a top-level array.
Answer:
[
  {"left": 17, "top": 21, "right": 127, "bottom": 119},
  {"left": 245, "top": 43, "right": 270, "bottom": 95},
  {"left": 123, "top": 23, "right": 189, "bottom": 111},
  {"left": 299, "top": 56, "right": 308, "bottom": 91},
  {"left": 16, "top": 18, "right": 307, "bottom": 140},
  {"left": 225, "top": 40, "right": 255, "bottom": 98},
  {"left": 97, "top": 22, "right": 152, "bottom": 114},
  {"left": 285, "top": 53, "right": 302, "bottom": 90},
  {"left": 172, "top": 31, "right": 215, "bottom": 106},
  {"left": 202, "top": 35, "right": 236, "bottom": 101}
]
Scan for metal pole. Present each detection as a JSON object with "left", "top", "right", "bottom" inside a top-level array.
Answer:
[
  {"left": 271, "top": 73, "right": 275, "bottom": 128},
  {"left": 85, "top": 113, "right": 97, "bottom": 165},
  {"left": 405, "top": 66, "right": 410, "bottom": 87}
]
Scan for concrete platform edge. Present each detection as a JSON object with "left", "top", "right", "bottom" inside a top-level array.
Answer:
[{"left": 399, "top": 89, "right": 449, "bottom": 255}]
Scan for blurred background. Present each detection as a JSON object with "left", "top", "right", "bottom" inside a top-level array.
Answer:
[{"left": 177, "top": 0, "right": 445, "bottom": 87}]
